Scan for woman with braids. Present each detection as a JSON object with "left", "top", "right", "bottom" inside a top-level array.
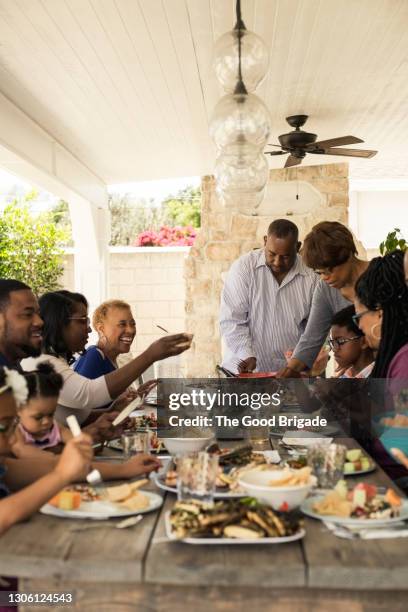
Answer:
[
  {"left": 354, "top": 249, "right": 408, "bottom": 379},
  {"left": 354, "top": 250, "right": 408, "bottom": 488},
  {"left": 278, "top": 221, "right": 369, "bottom": 377}
]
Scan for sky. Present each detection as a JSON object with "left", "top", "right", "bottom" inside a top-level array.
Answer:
[{"left": 0, "top": 167, "right": 200, "bottom": 210}]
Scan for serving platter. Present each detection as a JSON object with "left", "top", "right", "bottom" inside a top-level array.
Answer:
[
  {"left": 301, "top": 495, "right": 408, "bottom": 527},
  {"left": 41, "top": 490, "right": 163, "bottom": 520},
  {"left": 164, "top": 512, "right": 305, "bottom": 544}
]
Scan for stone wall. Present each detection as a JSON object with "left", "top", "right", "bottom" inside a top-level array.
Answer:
[{"left": 184, "top": 163, "right": 350, "bottom": 376}]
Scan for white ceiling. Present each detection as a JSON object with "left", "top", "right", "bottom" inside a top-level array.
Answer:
[{"left": 0, "top": 0, "right": 407, "bottom": 183}]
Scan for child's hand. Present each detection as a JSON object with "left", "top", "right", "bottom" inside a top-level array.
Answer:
[
  {"left": 54, "top": 434, "right": 93, "bottom": 483},
  {"left": 119, "top": 454, "right": 162, "bottom": 479}
]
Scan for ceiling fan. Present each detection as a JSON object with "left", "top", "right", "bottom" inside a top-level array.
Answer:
[{"left": 265, "top": 115, "right": 377, "bottom": 168}]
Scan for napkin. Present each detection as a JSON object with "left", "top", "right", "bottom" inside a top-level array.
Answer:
[
  {"left": 253, "top": 450, "right": 281, "bottom": 464},
  {"left": 324, "top": 520, "right": 408, "bottom": 539}
]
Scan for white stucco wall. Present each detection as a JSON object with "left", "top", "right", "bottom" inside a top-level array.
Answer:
[{"left": 60, "top": 246, "right": 189, "bottom": 353}]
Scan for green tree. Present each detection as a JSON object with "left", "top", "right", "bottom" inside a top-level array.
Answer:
[
  {"left": 0, "top": 196, "right": 68, "bottom": 295},
  {"left": 50, "top": 199, "right": 73, "bottom": 246},
  {"left": 162, "top": 186, "right": 201, "bottom": 228}
]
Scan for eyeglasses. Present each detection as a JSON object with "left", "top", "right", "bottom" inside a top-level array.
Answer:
[
  {"left": 352, "top": 309, "right": 373, "bottom": 326},
  {"left": 0, "top": 416, "right": 19, "bottom": 434},
  {"left": 68, "top": 316, "right": 90, "bottom": 326},
  {"left": 328, "top": 336, "right": 361, "bottom": 351}
]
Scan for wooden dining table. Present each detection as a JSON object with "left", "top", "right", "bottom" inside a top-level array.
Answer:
[{"left": 1, "top": 438, "right": 408, "bottom": 612}]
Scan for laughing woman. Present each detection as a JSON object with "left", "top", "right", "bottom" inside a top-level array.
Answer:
[
  {"left": 74, "top": 300, "right": 155, "bottom": 411},
  {"left": 75, "top": 300, "right": 136, "bottom": 379}
]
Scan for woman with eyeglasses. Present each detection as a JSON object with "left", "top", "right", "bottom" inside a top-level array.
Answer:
[
  {"left": 278, "top": 221, "right": 369, "bottom": 378},
  {"left": 354, "top": 250, "right": 408, "bottom": 379},
  {"left": 353, "top": 250, "right": 408, "bottom": 490},
  {"left": 23, "top": 290, "right": 192, "bottom": 428}
]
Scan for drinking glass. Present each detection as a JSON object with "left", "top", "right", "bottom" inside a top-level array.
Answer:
[
  {"left": 307, "top": 443, "right": 347, "bottom": 488},
  {"left": 177, "top": 452, "right": 219, "bottom": 504},
  {"left": 121, "top": 430, "right": 150, "bottom": 459}
]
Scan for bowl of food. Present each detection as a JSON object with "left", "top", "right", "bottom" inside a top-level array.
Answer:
[
  {"left": 162, "top": 436, "right": 214, "bottom": 455},
  {"left": 238, "top": 466, "right": 315, "bottom": 510}
]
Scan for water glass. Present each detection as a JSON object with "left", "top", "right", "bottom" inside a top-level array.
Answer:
[
  {"left": 177, "top": 452, "right": 219, "bottom": 504},
  {"left": 307, "top": 443, "right": 347, "bottom": 488},
  {"left": 121, "top": 430, "right": 150, "bottom": 459}
]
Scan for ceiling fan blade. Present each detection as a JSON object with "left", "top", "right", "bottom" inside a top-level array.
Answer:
[
  {"left": 313, "top": 147, "right": 377, "bottom": 158},
  {"left": 267, "top": 144, "right": 283, "bottom": 148},
  {"left": 307, "top": 136, "right": 364, "bottom": 149},
  {"left": 285, "top": 155, "right": 302, "bottom": 168},
  {"left": 265, "top": 150, "right": 287, "bottom": 156}
]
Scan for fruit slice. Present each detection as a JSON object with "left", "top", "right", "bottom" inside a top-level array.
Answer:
[
  {"left": 346, "top": 449, "right": 362, "bottom": 462},
  {"left": 344, "top": 462, "right": 356, "bottom": 474}
]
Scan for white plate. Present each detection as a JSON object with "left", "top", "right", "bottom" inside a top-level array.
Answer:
[
  {"left": 107, "top": 438, "right": 165, "bottom": 454},
  {"left": 301, "top": 495, "right": 408, "bottom": 527},
  {"left": 282, "top": 433, "right": 334, "bottom": 447},
  {"left": 40, "top": 490, "right": 163, "bottom": 520},
  {"left": 164, "top": 511, "right": 305, "bottom": 544},
  {"left": 151, "top": 472, "right": 245, "bottom": 498},
  {"left": 343, "top": 462, "right": 376, "bottom": 476}
]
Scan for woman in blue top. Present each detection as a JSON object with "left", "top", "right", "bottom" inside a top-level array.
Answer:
[{"left": 74, "top": 300, "right": 155, "bottom": 410}]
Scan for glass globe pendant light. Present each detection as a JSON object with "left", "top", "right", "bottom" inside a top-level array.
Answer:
[
  {"left": 210, "top": 0, "right": 270, "bottom": 210},
  {"left": 215, "top": 151, "right": 268, "bottom": 193},
  {"left": 209, "top": 89, "right": 271, "bottom": 150},
  {"left": 213, "top": 9, "right": 269, "bottom": 93}
]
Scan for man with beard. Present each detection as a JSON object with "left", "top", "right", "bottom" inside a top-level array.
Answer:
[
  {"left": 0, "top": 280, "right": 43, "bottom": 370},
  {"left": 220, "top": 219, "right": 319, "bottom": 373}
]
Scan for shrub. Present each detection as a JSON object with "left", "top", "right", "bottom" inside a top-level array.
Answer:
[{"left": 135, "top": 225, "right": 197, "bottom": 247}]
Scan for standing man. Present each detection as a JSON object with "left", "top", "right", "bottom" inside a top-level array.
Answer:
[{"left": 220, "top": 219, "right": 318, "bottom": 373}]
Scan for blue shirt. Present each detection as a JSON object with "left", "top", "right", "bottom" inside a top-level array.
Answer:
[
  {"left": 74, "top": 346, "right": 116, "bottom": 379},
  {"left": 73, "top": 346, "right": 116, "bottom": 410}
]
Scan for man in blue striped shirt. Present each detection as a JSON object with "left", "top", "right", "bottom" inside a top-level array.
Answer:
[{"left": 220, "top": 219, "right": 319, "bottom": 374}]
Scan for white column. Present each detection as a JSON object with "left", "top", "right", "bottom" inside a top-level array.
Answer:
[
  {"left": 68, "top": 197, "right": 110, "bottom": 312},
  {"left": 0, "top": 90, "right": 110, "bottom": 307}
]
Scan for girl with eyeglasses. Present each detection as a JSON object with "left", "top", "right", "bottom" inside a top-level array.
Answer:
[{"left": 329, "top": 305, "right": 374, "bottom": 378}]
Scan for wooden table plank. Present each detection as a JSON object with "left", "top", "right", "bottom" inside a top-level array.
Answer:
[
  {"left": 303, "top": 441, "right": 408, "bottom": 589},
  {"left": 0, "top": 480, "right": 162, "bottom": 583},
  {"left": 145, "top": 493, "right": 306, "bottom": 587}
]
